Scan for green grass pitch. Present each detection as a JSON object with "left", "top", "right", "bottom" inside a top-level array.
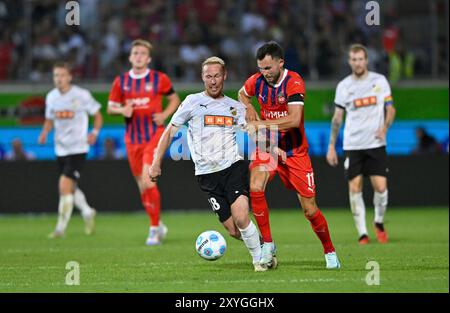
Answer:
[{"left": 0, "top": 207, "right": 448, "bottom": 293}]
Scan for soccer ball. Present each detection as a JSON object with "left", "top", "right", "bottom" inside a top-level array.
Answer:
[{"left": 195, "top": 230, "right": 227, "bottom": 261}]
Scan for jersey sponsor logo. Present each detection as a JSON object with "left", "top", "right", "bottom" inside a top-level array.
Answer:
[
  {"left": 263, "top": 110, "right": 288, "bottom": 119},
  {"left": 54, "top": 110, "right": 75, "bottom": 119},
  {"left": 125, "top": 97, "right": 151, "bottom": 107},
  {"left": 204, "top": 115, "right": 234, "bottom": 127},
  {"left": 354, "top": 96, "right": 377, "bottom": 108}
]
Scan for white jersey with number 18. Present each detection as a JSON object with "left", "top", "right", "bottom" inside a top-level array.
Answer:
[{"left": 170, "top": 92, "right": 246, "bottom": 176}]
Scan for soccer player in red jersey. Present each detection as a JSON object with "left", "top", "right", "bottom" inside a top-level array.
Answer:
[
  {"left": 238, "top": 41, "right": 340, "bottom": 269},
  {"left": 108, "top": 39, "right": 180, "bottom": 245}
]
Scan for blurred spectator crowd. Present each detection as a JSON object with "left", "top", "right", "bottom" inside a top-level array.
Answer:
[{"left": 0, "top": 0, "right": 448, "bottom": 83}]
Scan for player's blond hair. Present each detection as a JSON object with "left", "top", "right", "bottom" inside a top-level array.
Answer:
[
  {"left": 202, "top": 56, "right": 226, "bottom": 72},
  {"left": 348, "top": 44, "right": 368, "bottom": 59},
  {"left": 53, "top": 61, "right": 72, "bottom": 73},
  {"left": 131, "top": 39, "right": 153, "bottom": 55}
]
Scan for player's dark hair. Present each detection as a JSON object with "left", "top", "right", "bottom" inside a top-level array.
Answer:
[
  {"left": 53, "top": 61, "right": 72, "bottom": 73},
  {"left": 256, "top": 41, "right": 285, "bottom": 60}
]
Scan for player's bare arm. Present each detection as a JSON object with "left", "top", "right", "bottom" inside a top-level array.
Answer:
[
  {"left": 87, "top": 111, "right": 103, "bottom": 145},
  {"left": 248, "top": 104, "right": 301, "bottom": 131},
  {"left": 38, "top": 119, "right": 53, "bottom": 145},
  {"left": 326, "top": 107, "right": 345, "bottom": 167},
  {"left": 147, "top": 123, "right": 180, "bottom": 184},
  {"left": 238, "top": 87, "right": 260, "bottom": 122},
  {"left": 152, "top": 92, "right": 181, "bottom": 126},
  {"left": 107, "top": 101, "right": 133, "bottom": 118},
  {"left": 376, "top": 105, "right": 396, "bottom": 141}
]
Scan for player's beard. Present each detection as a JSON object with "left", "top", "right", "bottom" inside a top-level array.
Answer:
[
  {"left": 265, "top": 72, "right": 280, "bottom": 85},
  {"left": 353, "top": 67, "right": 367, "bottom": 78}
]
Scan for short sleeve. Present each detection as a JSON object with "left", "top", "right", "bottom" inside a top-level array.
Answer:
[
  {"left": 45, "top": 93, "right": 54, "bottom": 120},
  {"left": 286, "top": 75, "right": 306, "bottom": 105},
  {"left": 380, "top": 76, "right": 394, "bottom": 106},
  {"left": 334, "top": 82, "right": 346, "bottom": 109},
  {"left": 83, "top": 90, "right": 101, "bottom": 115},
  {"left": 158, "top": 72, "right": 175, "bottom": 95},
  {"left": 243, "top": 74, "right": 258, "bottom": 97},
  {"left": 108, "top": 76, "right": 122, "bottom": 104},
  {"left": 170, "top": 96, "right": 192, "bottom": 127}
]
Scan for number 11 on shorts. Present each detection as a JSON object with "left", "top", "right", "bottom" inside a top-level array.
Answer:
[{"left": 306, "top": 172, "right": 315, "bottom": 191}]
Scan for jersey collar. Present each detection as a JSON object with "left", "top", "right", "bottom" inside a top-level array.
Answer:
[
  {"left": 271, "top": 69, "right": 288, "bottom": 88},
  {"left": 129, "top": 69, "right": 150, "bottom": 79}
]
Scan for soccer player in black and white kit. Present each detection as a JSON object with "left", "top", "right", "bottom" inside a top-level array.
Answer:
[
  {"left": 327, "top": 44, "right": 396, "bottom": 244},
  {"left": 38, "top": 62, "right": 103, "bottom": 238},
  {"left": 147, "top": 57, "right": 267, "bottom": 272}
]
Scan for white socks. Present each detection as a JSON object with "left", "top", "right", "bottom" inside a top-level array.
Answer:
[
  {"left": 349, "top": 192, "right": 368, "bottom": 237},
  {"left": 374, "top": 190, "right": 388, "bottom": 224},
  {"left": 238, "top": 221, "right": 262, "bottom": 264},
  {"left": 55, "top": 194, "right": 74, "bottom": 233},
  {"left": 74, "top": 188, "right": 94, "bottom": 219}
]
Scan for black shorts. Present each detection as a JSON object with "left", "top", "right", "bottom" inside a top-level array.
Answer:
[
  {"left": 344, "top": 146, "right": 389, "bottom": 180},
  {"left": 197, "top": 160, "right": 250, "bottom": 223},
  {"left": 57, "top": 153, "right": 87, "bottom": 182}
]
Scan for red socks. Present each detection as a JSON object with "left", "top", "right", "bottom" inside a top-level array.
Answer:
[
  {"left": 141, "top": 187, "right": 161, "bottom": 227},
  {"left": 250, "top": 191, "right": 273, "bottom": 243},
  {"left": 307, "top": 209, "right": 335, "bottom": 254}
]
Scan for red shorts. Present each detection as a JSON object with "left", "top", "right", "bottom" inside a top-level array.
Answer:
[
  {"left": 249, "top": 150, "right": 316, "bottom": 198},
  {"left": 125, "top": 128, "right": 164, "bottom": 177}
]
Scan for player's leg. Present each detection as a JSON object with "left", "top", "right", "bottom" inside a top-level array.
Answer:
[
  {"left": 370, "top": 176, "right": 388, "bottom": 242},
  {"left": 348, "top": 175, "right": 369, "bottom": 243},
  {"left": 142, "top": 138, "right": 167, "bottom": 244},
  {"left": 366, "top": 147, "right": 389, "bottom": 243},
  {"left": 297, "top": 195, "right": 340, "bottom": 269},
  {"left": 126, "top": 143, "right": 164, "bottom": 245},
  {"left": 249, "top": 152, "right": 277, "bottom": 268},
  {"left": 345, "top": 150, "right": 369, "bottom": 244},
  {"left": 279, "top": 154, "right": 339, "bottom": 268},
  {"left": 73, "top": 187, "right": 96, "bottom": 235},
  {"left": 50, "top": 156, "right": 77, "bottom": 238},
  {"left": 230, "top": 195, "right": 266, "bottom": 272},
  {"left": 226, "top": 160, "right": 266, "bottom": 271},
  {"left": 249, "top": 151, "right": 277, "bottom": 245}
]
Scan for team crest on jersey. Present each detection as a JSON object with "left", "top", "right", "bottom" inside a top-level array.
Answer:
[
  {"left": 372, "top": 84, "right": 381, "bottom": 93},
  {"left": 229, "top": 107, "right": 237, "bottom": 116},
  {"left": 277, "top": 93, "right": 286, "bottom": 104},
  {"left": 145, "top": 83, "right": 153, "bottom": 92},
  {"left": 71, "top": 99, "right": 80, "bottom": 109}
]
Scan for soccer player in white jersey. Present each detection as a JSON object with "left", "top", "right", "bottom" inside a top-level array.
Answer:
[
  {"left": 327, "top": 44, "right": 396, "bottom": 244},
  {"left": 38, "top": 62, "right": 103, "bottom": 238},
  {"left": 146, "top": 57, "right": 267, "bottom": 272}
]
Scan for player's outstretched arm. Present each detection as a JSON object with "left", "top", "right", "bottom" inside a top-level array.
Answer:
[
  {"left": 326, "top": 107, "right": 344, "bottom": 167},
  {"left": 38, "top": 119, "right": 53, "bottom": 145},
  {"left": 238, "top": 87, "right": 259, "bottom": 122},
  {"left": 147, "top": 124, "right": 180, "bottom": 184}
]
